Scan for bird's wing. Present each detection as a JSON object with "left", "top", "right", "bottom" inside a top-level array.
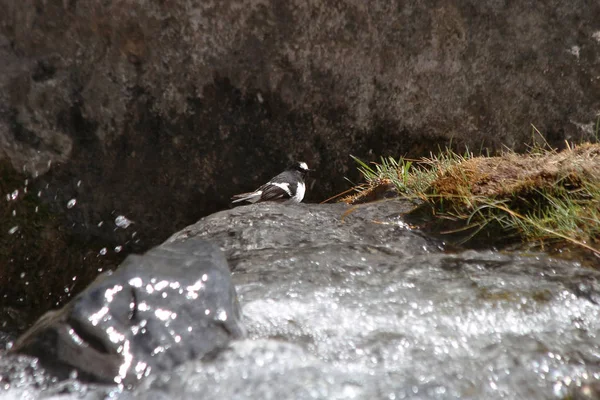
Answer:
[{"left": 259, "top": 181, "right": 293, "bottom": 202}]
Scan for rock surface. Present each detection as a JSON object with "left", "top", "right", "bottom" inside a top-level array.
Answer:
[
  {"left": 2, "top": 0, "right": 600, "bottom": 241},
  {"left": 3, "top": 1, "right": 600, "bottom": 177},
  {"left": 9, "top": 239, "right": 243, "bottom": 386},
  {"left": 1, "top": 0, "right": 600, "bottom": 343},
  {"left": 140, "top": 202, "right": 600, "bottom": 399},
  {"left": 2, "top": 201, "right": 600, "bottom": 399}
]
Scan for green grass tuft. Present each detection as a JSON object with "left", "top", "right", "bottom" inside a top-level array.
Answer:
[{"left": 343, "top": 143, "right": 600, "bottom": 258}]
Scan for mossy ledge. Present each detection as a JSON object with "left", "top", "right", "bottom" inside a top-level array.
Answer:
[{"left": 340, "top": 142, "right": 600, "bottom": 261}]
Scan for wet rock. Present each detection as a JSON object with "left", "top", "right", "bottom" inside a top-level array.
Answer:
[
  {"left": 167, "top": 200, "right": 442, "bottom": 267},
  {"left": 570, "top": 382, "right": 600, "bottom": 400},
  {"left": 1, "top": 0, "right": 600, "bottom": 318},
  {"left": 122, "top": 201, "right": 600, "bottom": 399},
  {"left": 9, "top": 239, "right": 243, "bottom": 386},
  {"left": 3, "top": 201, "right": 600, "bottom": 398}
]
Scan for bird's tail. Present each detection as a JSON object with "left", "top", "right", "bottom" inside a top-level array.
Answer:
[{"left": 231, "top": 192, "right": 257, "bottom": 203}]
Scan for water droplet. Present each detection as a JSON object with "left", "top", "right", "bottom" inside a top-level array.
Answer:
[
  {"left": 23, "top": 187, "right": 27, "bottom": 194},
  {"left": 24, "top": 179, "right": 28, "bottom": 186},
  {"left": 37, "top": 191, "right": 42, "bottom": 197},
  {"left": 47, "top": 160, "right": 52, "bottom": 168},
  {"left": 132, "top": 231, "right": 137, "bottom": 238},
  {"left": 99, "top": 247, "right": 107, "bottom": 256},
  {"left": 10, "top": 190, "right": 18, "bottom": 200},
  {"left": 115, "top": 245, "right": 123, "bottom": 253},
  {"left": 67, "top": 198, "right": 77, "bottom": 209},
  {"left": 64, "top": 287, "right": 69, "bottom": 293},
  {"left": 8, "top": 226, "right": 19, "bottom": 235},
  {"left": 77, "top": 180, "right": 82, "bottom": 187},
  {"left": 98, "top": 221, "right": 104, "bottom": 227},
  {"left": 5, "top": 194, "right": 10, "bottom": 201},
  {"left": 12, "top": 210, "right": 16, "bottom": 217},
  {"left": 20, "top": 272, "right": 25, "bottom": 278},
  {"left": 216, "top": 310, "right": 228, "bottom": 321},
  {"left": 115, "top": 215, "right": 133, "bottom": 229},
  {"left": 35, "top": 206, "right": 39, "bottom": 213}
]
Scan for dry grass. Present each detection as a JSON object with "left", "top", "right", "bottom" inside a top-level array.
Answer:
[{"left": 339, "top": 143, "right": 600, "bottom": 258}]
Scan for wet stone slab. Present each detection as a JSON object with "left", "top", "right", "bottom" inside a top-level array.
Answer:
[{"left": 4, "top": 200, "right": 600, "bottom": 399}]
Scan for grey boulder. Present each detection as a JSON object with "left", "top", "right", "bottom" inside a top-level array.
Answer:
[{"left": 10, "top": 239, "right": 243, "bottom": 386}]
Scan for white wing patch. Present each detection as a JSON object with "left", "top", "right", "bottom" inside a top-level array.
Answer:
[
  {"left": 299, "top": 162, "right": 308, "bottom": 171},
  {"left": 271, "top": 182, "right": 292, "bottom": 196}
]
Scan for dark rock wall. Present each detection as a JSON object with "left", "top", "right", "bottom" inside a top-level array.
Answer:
[{"left": 0, "top": 0, "right": 599, "bottom": 317}]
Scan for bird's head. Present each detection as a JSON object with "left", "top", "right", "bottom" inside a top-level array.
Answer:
[{"left": 290, "top": 161, "right": 312, "bottom": 176}]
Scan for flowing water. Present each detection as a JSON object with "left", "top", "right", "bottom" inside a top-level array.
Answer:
[{"left": 2, "top": 201, "right": 600, "bottom": 399}]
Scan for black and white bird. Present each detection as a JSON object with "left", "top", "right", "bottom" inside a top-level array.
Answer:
[{"left": 231, "top": 161, "right": 311, "bottom": 204}]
